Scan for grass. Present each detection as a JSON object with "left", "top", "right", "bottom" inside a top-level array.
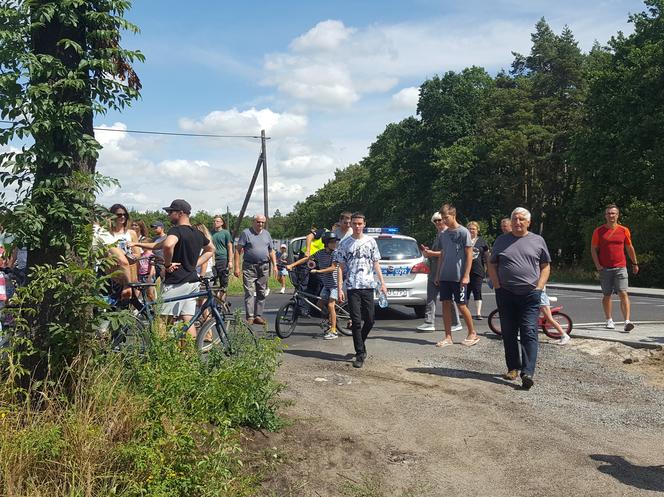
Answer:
[
  {"left": 226, "top": 275, "right": 293, "bottom": 297},
  {"left": 0, "top": 318, "right": 284, "bottom": 497},
  {"left": 549, "top": 264, "right": 599, "bottom": 285}
]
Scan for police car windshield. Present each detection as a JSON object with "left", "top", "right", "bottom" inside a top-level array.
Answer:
[{"left": 375, "top": 238, "right": 421, "bottom": 261}]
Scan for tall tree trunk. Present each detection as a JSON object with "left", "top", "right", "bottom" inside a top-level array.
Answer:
[{"left": 27, "top": 4, "right": 96, "bottom": 373}]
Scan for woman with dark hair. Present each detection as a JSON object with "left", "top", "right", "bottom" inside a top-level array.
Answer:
[
  {"left": 131, "top": 219, "right": 149, "bottom": 242},
  {"left": 94, "top": 204, "right": 140, "bottom": 297}
]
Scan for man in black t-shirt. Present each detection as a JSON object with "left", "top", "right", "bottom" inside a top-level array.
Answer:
[{"left": 159, "top": 199, "right": 214, "bottom": 336}]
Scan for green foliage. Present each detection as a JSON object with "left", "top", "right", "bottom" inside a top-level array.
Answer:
[
  {"left": 0, "top": 330, "right": 283, "bottom": 496},
  {"left": 0, "top": 0, "right": 143, "bottom": 253},
  {"left": 4, "top": 237, "right": 132, "bottom": 379}
]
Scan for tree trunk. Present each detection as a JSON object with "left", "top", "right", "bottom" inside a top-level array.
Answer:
[{"left": 27, "top": 4, "right": 96, "bottom": 373}]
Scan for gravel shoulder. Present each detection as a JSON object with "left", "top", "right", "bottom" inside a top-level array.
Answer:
[{"left": 247, "top": 323, "right": 664, "bottom": 497}]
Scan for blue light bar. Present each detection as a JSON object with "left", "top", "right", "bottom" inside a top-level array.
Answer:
[{"left": 364, "top": 227, "right": 400, "bottom": 234}]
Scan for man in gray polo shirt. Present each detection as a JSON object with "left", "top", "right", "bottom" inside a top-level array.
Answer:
[
  {"left": 488, "top": 207, "right": 551, "bottom": 390},
  {"left": 234, "top": 214, "right": 277, "bottom": 325}
]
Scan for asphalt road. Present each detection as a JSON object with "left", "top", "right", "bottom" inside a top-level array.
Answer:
[{"left": 231, "top": 285, "right": 664, "bottom": 344}]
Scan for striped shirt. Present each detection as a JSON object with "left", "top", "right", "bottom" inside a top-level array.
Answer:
[{"left": 313, "top": 249, "right": 337, "bottom": 288}]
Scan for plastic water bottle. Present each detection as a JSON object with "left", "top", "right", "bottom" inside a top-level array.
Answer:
[{"left": 378, "top": 291, "right": 389, "bottom": 309}]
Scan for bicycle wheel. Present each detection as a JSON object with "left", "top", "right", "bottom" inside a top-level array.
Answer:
[
  {"left": 542, "top": 311, "right": 573, "bottom": 339},
  {"left": 196, "top": 318, "right": 231, "bottom": 355},
  {"left": 335, "top": 302, "right": 353, "bottom": 336},
  {"left": 110, "top": 315, "right": 150, "bottom": 355},
  {"left": 487, "top": 309, "right": 502, "bottom": 336},
  {"left": 275, "top": 301, "right": 298, "bottom": 339}
]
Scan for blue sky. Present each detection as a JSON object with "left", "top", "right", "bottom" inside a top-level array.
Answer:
[{"left": 90, "top": 0, "right": 643, "bottom": 216}]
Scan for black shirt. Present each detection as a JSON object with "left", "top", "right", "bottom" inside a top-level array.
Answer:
[
  {"left": 165, "top": 225, "right": 209, "bottom": 285},
  {"left": 470, "top": 237, "right": 489, "bottom": 277}
]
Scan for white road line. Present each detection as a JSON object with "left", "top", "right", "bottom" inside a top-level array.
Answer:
[{"left": 573, "top": 320, "right": 664, "bottom": 326}]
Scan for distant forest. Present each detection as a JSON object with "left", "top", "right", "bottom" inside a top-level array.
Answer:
[{"left": 281, "top": 1, "right": 664, "bottom": 287}]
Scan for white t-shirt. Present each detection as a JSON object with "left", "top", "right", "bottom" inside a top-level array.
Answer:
[{"left": 334, "top": 235, "right": 381, "bottom": 290}]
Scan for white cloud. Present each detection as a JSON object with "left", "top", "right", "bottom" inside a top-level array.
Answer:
[
  {"left": 93, "top": 119, "right": 331, "bottom": 215},
  {"left": 390, "top": 86, "right": 420, "bottom": 111},
  {"left": 271, "top": 138, "right": 340, "bottom": 179},
  {"left": 179, "top": 107, "right": 307, "bottom": 138},
  {"left": 290, "top": 20, "right": 355, "bottom": 52},
  {"left": 264, "top": 11, "right": 634, "bottom": 111}
]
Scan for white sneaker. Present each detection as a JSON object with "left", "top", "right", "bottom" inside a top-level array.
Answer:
[
  {"left": 451, "top": 324, "right": 463, "bottom": 332},
  {"left": 265, "top": 288, "right": 271, "bottom": 296},
  {"left": 417, "top": 323, "right": 435, "bottom": 331},
  {"left": 605, "top": 319, "right": 615, "bottom": 330},
  {"left": 279, "top": 287, "right": 285, "bottom": 294},
  {"left": 558, "top": 334, "right": 571, "bottom": 345},
  {"left": 624, "top": 320, "right": 635, "bottom": 332},
  {"left": 323, "top": 332, "right": 338, "bottom": 340}
]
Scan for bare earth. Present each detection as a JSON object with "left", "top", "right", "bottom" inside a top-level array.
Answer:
[{"left": 247, "top": 325, "right": 664, "bottom": 497}]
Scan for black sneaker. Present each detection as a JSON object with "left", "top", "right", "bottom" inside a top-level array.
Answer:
[
  {"left": 352, "top": 353, "right": 366, "bottom": 368},
  {"left": 521, "top": 374, "right": 534, "bottom": 390}
]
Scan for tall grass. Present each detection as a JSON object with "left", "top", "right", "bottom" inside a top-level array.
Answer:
[{"left": 0, "top": 323, "right": 283, "bottom": 497}]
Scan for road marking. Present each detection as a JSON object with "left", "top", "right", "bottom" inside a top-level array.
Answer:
[{"left": 573, "top": 320, "right": 664, "bottom": 326}]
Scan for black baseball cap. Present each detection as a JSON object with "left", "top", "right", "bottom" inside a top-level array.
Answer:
[
  {"left": 162, "top": 199, "right": 191, "bottom": 215},
  {"left": 150, "top": 221, "right": 164, "bottom": 228}
]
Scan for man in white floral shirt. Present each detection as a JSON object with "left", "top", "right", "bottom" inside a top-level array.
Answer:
[{"left": 335, "top": 213, "right": 387, "bottom": 369}]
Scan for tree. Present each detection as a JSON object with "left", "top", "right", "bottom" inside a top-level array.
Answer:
[{"left": 0, "top": 1, "right": 143, "bottom": 371}]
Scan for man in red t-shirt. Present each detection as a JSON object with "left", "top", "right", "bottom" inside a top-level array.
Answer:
[{"left": 590, "top": 204, "right": 639, "bottom": 332}]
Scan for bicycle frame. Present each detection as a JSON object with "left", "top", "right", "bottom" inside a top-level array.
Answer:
[{"left": 131, "top": 279, "right": 227, "bottom": 339}]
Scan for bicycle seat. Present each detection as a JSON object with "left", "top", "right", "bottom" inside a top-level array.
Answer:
[{"left": 127, "top": 282, "right": 156, "bottom": 288}]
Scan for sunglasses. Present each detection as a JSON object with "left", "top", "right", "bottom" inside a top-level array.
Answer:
[
  {"left": 115, "top": 213, "right": 128, "bottom": 218},
  {"left": 255, "top": 221, "right": 266, "bottom": 224},
  {"left": 433, "top": 219, "right": 443, "bottom": 222}
]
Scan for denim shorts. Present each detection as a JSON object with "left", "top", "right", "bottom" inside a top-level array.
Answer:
[
  {"left": 320, "top": 286, "right": 339, "bottom": 301},
  {"left": 539, "top": 291, "right": 550, "bottom": 307}
]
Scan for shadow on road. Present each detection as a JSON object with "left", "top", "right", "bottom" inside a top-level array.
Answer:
[
  {"left": 590, "top": 454, "right": 664, "bottom": 492},
  {"left": 285, "top": 349, "right": 354, "bottom": 362},
  {"left": 407, "top": 366, "right": 518, "bottom": 388},
  {"left": 372, "top": 335, "right": 436, "bottom": 346}
]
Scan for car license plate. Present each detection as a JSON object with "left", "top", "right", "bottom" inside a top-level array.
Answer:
[{"left": 387, "top": 289, "right": 407, "bottom": 297}]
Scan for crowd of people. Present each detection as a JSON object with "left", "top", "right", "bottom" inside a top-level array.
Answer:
[{"left": 88, "top": 199, "right": 639, "bottom": 388}]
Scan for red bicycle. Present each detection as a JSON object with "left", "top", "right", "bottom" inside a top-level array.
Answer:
[{"left": 487, "top": 305, "right": 573, "bottom": 339}]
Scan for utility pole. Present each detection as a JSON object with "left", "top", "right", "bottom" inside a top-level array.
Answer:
[
  {"left": 232, "top": 129, "right": 269, "bottom": 238},
  {"left": 261, "top": 129, "right": 269, "bottom": 227}
]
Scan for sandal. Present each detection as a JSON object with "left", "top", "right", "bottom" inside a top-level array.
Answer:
[
  {"left": 462, "top": 337, "right": 481, "bottom": 347},
  {"left": 435, "top": 340, "right": 453, "bottom": 348}
]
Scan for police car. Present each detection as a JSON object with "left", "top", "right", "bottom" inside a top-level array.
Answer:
[
  {"left": 364, "top": 227, "right": 428, "bottom": 317},
  {"left": 287, "top": 227, "right": 428, "bottom": 317}
]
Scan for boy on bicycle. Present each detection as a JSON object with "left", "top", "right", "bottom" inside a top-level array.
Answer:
[{"left": 287, "top": 232, "right": 341, "bottom": 340}]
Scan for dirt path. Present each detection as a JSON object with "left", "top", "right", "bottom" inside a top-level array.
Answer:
[{"left": 248, "top": 328, "right": 664, "bottom": 497}]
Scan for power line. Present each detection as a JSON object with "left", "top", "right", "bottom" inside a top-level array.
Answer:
[{"left": 0, "top": 120, "right": 270, "bottom": 140}]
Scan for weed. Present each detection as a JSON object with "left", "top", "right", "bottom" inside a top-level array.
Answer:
[{"left": 0, "top": 328, "right": 284, "bottom": 496}]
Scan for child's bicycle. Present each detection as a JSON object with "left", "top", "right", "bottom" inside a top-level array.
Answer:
[
  {"left": 487, "top": 299, "right": 573, "bottom": 339},
  {"left": 274, "top": 268, "right": 353, "bottom": 339}
]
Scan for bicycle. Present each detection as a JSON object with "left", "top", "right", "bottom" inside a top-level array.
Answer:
[
  {"left": 274, "top": 268, "right": 353, "bottom": 339},
  {"left": 113, "top": 276, "right": 255, "bottom": 355},
  {"left": 487, "top": 301, "right": 573, "bottom": 339}
]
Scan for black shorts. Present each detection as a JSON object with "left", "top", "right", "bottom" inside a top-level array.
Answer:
[
  {"left": 439, "top": 281, "right": 468, "bottom": 305},
  {"left": 468, "top": 273, "right": 483, "bottom": 300}
]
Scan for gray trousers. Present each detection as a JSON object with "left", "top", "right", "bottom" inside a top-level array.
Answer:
[
  {"left": 425, "top": 278, "right": 460, "bottom": 326},
  {"left": 242, "top": 262, "right": 269, "bottom": 318}
]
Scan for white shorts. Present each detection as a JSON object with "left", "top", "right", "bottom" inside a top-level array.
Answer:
[{"left": 159, "top": 281, "right": 199, "bottom": 316}]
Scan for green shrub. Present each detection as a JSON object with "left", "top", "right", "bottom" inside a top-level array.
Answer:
[{"left": 0, "top": 327, "right": 283, "bottom": 496}]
